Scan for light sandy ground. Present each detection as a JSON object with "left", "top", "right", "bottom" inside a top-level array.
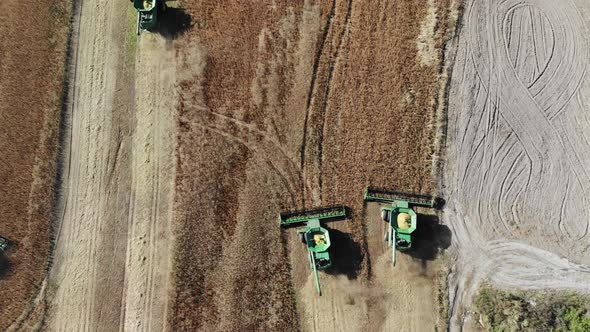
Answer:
[
  {"left": 443, "top": 0, "right": 590, "bottom": 329},
  {"left": 45, "top": 0, "right": 176, "bottom": 330},
  {"left": 47, "top": 0, "right": 130, "bottom": 329},
  {"left": 122, "top": 34, "right": 176, "bottom": 331}
]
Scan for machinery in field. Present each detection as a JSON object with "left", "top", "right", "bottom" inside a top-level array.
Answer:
[
  {"left": 131, "top": 0, "right": 166, "bottom": 35},
  {"left": 364, "top": 187, "right": 436, "bottom": 266},
  {"left": 0, "top": 236, "right": 9, "bottom": 252},
  {"left": 279, "top": 206, "right": 347, "bottom": 295}
]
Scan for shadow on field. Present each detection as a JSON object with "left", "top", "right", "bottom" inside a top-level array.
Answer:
[
  {"left": 159, "top": 7, "right": 192, "bottom": 40},
  {"left": 408, "top": 213, "right": 452, "bottom": 262},
  {"left": 325, "top": 228, "right": 362, "bottom": 279},
  {"left": 0, "top": 253, "right": 11, "bottom": 279}
]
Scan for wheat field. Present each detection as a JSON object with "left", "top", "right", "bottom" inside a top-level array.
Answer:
[{"left": 0, "top": 0, "right": 72, "bottom": 328}]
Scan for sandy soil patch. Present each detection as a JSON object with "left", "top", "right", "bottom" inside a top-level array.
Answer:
[
  {"left": 46, "top": 0, "right": 131, "bottom": 329},
  {"left": 443, "top": 0, "right": 590, "bottom": 329},
  {"left": 122, "top": 33, "right": 177, "bottom": 331}
]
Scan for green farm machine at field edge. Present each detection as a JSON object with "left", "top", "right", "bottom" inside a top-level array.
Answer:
[
  {"left": 364, "top": 187, "right": 436, "bottom": 266},
  {"left": 279, "top": 206, "right": 347, "bottom": 295},
  {"left": 131, "top": 0, "right": 166, "bottom": 35}
]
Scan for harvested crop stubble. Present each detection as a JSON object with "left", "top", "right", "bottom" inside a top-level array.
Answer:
[
  {"left": 170, "top": 0, "right": 454, "bottom": 329},
  {"left": 0, "top": 0, "right": 72, "bottom": 328}
]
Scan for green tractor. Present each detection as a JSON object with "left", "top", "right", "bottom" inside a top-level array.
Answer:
[
  {"left": 0, "top": 236, "right": 9, "bottom": 252},
  {"left": 364, "top": 187, "right": 436, "bottom": 266},
  {"left": 279, "top": 206, "right": 347, "bottom": 295},
  {"left": 131, "top": 0, "right": 166, "bottom": 35}
]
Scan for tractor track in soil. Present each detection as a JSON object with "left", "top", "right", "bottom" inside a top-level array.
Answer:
[
  {"left": 122, "top": 34, "right": 176, "bottom": 331},
  {"left": 443, "top": 0, "right": 590, "bottom": 329}
]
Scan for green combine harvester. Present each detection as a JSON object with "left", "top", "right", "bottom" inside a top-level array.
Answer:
[
  {"left": 364, "top": 187, "right": 436, "bottom": 266},
  {"left": 279, "top": 206, "right": 347, "bottom": 295},
  {"left": 131, "top": 0, "right": 166, "bottom": 35}
]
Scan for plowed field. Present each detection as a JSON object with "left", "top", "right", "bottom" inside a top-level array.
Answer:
[{"left": 444, "top": 0, "right": 590, "bottom": 329}]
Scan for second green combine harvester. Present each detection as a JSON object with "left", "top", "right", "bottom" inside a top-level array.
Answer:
[
  {"left": 364, "top": 187, "right": 436, "bottom": 266},
  {"left": 279, "top": 206, "right": 347, "bottom": 295}
]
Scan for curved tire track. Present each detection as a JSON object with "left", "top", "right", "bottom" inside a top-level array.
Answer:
[{"left": 444, "top": 0, "right": 590, "bottom": 329}]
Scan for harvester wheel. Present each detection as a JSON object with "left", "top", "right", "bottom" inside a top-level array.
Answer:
[
  {"left": 298, "top": 233, "right": 307, "bottom": 244},
  {"left": 381, "top": 210, "right": 390, "bottom": 222}
]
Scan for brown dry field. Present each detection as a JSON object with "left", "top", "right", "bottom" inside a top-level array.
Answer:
[
  {"left": 171, "top": 0, "right": 457, "bottom": 330},
  {"left": 0, "top": 0, "right": 71, "bottom": 328}
]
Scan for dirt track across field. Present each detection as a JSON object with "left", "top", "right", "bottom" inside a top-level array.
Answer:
[
  {"left": 43, "top": 0, "right": 176, "bottom": 330},
  {"left": 443, "top": 0, "right": 590, "bottom": 329}
]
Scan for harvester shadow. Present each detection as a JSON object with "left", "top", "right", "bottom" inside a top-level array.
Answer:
[
  {"left": 158, "top": 7, "right": 192, "bottom": 40},
  {"left": 324, "top": 228, "right": 362, "bottom": 280},
  {"left": 408, "top": 213, "right": 451, "bottom": 263},
  {"left": 0, "top": 253, "right": 11, "bottom": 279}
]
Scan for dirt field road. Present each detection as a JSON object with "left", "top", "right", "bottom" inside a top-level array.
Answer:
[
  {"left": 443, "top": 0, "right": 590, "bottom": 329},
  {"left": 45, "top": 0, "right": 176, "bottom": 330},
  {"left": 123, "top": 34, "right": 176, "bottom": 331},
  {"left": 47, "top": 0, "right": 131, "bottom": 329}
]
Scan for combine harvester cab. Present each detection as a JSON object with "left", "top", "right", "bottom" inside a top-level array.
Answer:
[
  {"left": 364, "top": 187, "right": 437, "bottom": 266},
  {"left": 279, "top": 206, "right": 347, "bottom": 295},
  {"left": 132, "top": 0, "right": 166, "bottom": 35}
]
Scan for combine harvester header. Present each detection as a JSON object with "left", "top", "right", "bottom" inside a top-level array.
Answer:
[
  {"left": 364, "top": 187, "right": 436, "bottom": 207},
  {"left": 364, "top": 187, "right": 437, "bottom": 266},
  {"left": 279, "top": 206, "right": 347, "bottom": 295}
]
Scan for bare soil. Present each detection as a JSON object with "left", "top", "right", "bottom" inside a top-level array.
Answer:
[
  {"left": 44, "top": 0, "right": 134, "bottom": 329},
  {"left": 443, "top": 0, "right": 590, "bottom": 329}
]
